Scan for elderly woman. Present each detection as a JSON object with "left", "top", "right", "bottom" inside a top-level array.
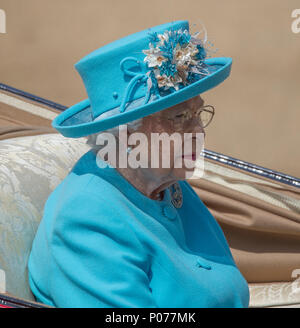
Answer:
[{"left": 28, "top": 20, "right": 249, "bottom": 308}]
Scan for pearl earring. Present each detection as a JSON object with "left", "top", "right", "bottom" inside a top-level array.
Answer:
[{"left": 127, "top": 146, "right": 133, "bottom": 153}]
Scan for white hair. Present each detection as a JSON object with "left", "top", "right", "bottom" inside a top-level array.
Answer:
[
  {"left": 86, "top": 93, "right": 159, "bottom": 150},
  {"left": 86, "top": 108, "right": 144, "bottom": 151}
]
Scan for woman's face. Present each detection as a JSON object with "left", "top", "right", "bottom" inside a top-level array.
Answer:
[{"left": 135, "top": 95, "right": 206, "bottom": 180}]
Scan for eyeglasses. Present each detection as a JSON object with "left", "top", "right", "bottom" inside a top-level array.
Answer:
[{"left": 161, "top": 105, "right": 215, "bottom": 130}]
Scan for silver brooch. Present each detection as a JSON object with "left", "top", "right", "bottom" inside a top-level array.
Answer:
[{"left": 169, "top": 182, "right": 183, "bottom": 208}]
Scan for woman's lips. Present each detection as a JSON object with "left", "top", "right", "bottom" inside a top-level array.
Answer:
[{"left": 182, "top": 153, "right": 196, "bottom": 161}]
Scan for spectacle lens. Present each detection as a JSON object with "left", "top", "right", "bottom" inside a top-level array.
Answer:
[
  {"left": 158, "top": 104, "right": 215, "bottom": 130},
  {"left": 198, "top": 105, "right": 214, "bottom": 128}
]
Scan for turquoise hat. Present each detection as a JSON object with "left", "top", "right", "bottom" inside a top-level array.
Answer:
[{"left": 52, "top": 20, "right": 232, "bottom": 138}]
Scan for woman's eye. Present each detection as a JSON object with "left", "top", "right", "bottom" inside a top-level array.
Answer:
[{"left": 175, "top": 112, "right": 188, "bottom": 118}]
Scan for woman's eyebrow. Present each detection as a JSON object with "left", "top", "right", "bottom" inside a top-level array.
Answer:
[
  {"left": 184, "top": 99, "right": 205, "bottom": 111},
  {"left": 160, "top": 98, "right": 205, "bottom": 118},
  {"left": 170, "top": 107, "right": 187, "bottom": 116}
]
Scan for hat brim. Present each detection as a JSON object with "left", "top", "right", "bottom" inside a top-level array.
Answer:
[{"left": 52, "top": 57, "right": 232, "bottom": 138}]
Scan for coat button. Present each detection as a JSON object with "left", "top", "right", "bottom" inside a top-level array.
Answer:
[
  {"left": 163, "top": 205, "right": 177, "bottom": 220},
  {"left": 196, "top": 258, "right": 212, "bottom": 270}
]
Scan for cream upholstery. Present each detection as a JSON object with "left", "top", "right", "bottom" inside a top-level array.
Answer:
[
  {"left": 249, "top": 281, "right": 300, "bottom": 308},
  {"left": 0, "top": 134, "right": 89, "bottom": 301}
]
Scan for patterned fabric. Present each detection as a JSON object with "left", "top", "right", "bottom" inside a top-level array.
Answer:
[
  {"left": 0, "top": 134, "right": 89, "bottom": 300},
  {"left": 249, "top": 282, "right": 300, "bottom": 308}
]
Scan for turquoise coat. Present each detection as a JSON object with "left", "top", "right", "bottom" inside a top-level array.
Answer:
[{"left": 28, "top": 150, "right": 249, "bottom": 308}]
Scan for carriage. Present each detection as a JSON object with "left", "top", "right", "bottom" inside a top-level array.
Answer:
[{"left": 0, "top": 83, "right": 299, "bottom": 308}]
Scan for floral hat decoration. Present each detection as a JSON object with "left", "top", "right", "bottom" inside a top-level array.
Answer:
[
  {"left": 52, "top": 20, "right": 232, "bottom": 138},
  {"left": 143, "top": 24, "right": 214, "bottom": 94}
]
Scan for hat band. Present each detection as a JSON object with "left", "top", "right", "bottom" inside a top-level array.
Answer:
[{"left": 119, "top": 57, "right": 153, "bottom": 113}]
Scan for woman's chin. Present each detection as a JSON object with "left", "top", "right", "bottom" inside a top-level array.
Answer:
[{"left": 172, "top": 167, "right": 195, "bottom": 180}]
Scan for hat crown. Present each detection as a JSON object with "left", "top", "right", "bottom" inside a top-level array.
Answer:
[{"left": 75, "top": 21, "right": 189, "bottom": 119}]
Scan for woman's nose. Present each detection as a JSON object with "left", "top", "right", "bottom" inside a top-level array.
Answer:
[{"left": 189, "top": 120, "right": 206, "bottom": 138}]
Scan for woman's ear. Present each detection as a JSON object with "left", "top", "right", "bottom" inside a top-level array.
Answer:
[{"left": 117, "top": 121, "right": 143, "bottom": 155}]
